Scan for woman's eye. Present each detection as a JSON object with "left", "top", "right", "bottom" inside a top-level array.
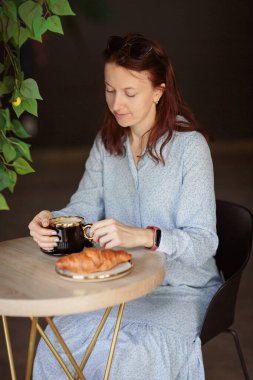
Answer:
[
  {"left": 126, "top": 93, "right": 136, "bottom": 98},
  {"left": 105, "top": 89, "right": 115, "bottom": 93}
]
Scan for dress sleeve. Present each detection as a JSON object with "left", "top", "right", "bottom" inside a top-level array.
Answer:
[
  {"left": 158, "top": 133, "right": 218, "bottom": 267},
  {"left": 52, "top": 135, "right": 105, "bottom": 223}
]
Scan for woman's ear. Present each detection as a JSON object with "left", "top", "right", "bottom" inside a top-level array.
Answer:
[
  {"left": 159, "top": 83, "right": 166, "bottom": 93},
  {"left": 155, "top": 83, "right": 166, "bottom": 103}
]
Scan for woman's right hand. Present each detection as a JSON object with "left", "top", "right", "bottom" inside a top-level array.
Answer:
[{"left": 28, "top": 210, "right": 59, "bottom": 251}]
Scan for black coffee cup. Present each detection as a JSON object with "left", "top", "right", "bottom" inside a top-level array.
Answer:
[{"left": 41, "top": 216, "right": 93, "bottom": 256}]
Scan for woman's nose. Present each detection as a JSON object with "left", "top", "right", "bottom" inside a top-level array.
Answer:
[{"left": 112, "top": 93, "right": 123, "bottom": 111}]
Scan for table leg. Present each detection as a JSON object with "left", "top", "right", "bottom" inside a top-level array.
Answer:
[
  {"left": 35, "top": 319, "right": 76, "bottom": 380},
  {"left": 45, "top": 317, "right": 86, "bottom": 380},
  {"left": 2, "top": 316, "right": 17, "bottom": 380},
  {"left": 104, "top": 303, "right": 125, "bottom": 380},
  {"left": 74, "top": 307, "right": 112, "bottom": 380},
  {"left": 25, "top": 317, "right": 38, "bottom": 380},
  {"left": 2, "top": 304, "right": 125, "bottom": 380}
]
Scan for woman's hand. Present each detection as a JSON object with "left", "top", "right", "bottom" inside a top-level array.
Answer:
[
  {"left": 90, "top": 219, "right": 153, "bottom": 249},
  {"left": 28, "top": 210, "right": 59, "bottom": 251}
]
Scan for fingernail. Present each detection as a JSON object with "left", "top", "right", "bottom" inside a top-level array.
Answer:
[
  {"left": 54, "top": 238, "right": 59, "bottom": 242},
  {"left": 51, "top": 231, "right": 57, "bottom": 235},
  {"left": 42, "top": 220, "right": 48, "bottom": 227}
]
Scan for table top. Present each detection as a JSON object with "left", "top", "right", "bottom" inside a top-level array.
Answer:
[{"left": 0, "top": 237, "right": 165, "bottom": 317}]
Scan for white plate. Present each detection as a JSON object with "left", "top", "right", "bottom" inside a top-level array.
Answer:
[{"left": 55, "top": 261, "right": 133, "bottom": 282}]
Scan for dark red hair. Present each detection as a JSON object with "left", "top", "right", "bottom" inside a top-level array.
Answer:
[{"left": 101, "top": 33, "right": 203, "bottom": 163}]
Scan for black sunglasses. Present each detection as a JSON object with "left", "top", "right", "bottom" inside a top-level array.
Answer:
[{"left": 105, "top": 36, "right": 153, "bottom": 59}]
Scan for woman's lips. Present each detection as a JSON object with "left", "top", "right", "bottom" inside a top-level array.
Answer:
[{"left": 114, "top": 112, "right": 130, "bottom": 118}]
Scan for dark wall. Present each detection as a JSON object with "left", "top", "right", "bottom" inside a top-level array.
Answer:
[{"left": 28, "top": 0, "right": 253, "bottom": 147}]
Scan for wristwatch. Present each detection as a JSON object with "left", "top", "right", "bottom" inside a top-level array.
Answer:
[{"left": 146, "top": 226, "right": 161, "bottom": 251}]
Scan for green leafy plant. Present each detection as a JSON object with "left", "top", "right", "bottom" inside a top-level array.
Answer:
[{"left": 0, "top": 0, "right": 75, "bottom": 210}]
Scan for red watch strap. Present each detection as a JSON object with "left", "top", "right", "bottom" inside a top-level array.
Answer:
[{"left": 146, "top": 226, "right": 159, "bottom": 251}]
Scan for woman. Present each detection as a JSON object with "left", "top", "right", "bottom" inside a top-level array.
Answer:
[{"left": 29, "top": 33, "right": 222, "bottom": 379}]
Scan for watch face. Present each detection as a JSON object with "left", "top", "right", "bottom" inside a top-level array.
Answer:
[{"left": 156, "top": 229, "right": 161, "bottom": 247}]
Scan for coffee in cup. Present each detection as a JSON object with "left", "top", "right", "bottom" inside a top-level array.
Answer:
[{"left": 41, "top": 216, "right": 93, "bottom": 256}]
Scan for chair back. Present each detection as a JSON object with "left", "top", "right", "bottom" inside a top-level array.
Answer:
[
  {"left": 200, "top": 200, "right": 253, "bottom": 344},
  {"left": 215, "top": 200, "right": 252, "bottom": 280}
]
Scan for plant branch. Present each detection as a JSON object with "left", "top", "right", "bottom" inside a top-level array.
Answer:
[
  {"left": 4, "top": 44, "right": 19, "bottom": 79},
  {"left": 0, "top": 154, "right": 15, "bottom": 167}
]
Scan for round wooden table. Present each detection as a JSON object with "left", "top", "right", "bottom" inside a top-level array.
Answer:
[{"left": 0, "top": 237, "right": 165, "bottom": 380}]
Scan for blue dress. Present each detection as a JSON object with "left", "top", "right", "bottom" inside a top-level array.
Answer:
[{"left": 33, "top": 130, "right": 222, "bottom": 379}]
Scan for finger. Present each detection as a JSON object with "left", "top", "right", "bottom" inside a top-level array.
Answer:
[
  {"left": 104, "top": 240, "right": 118, "bottom": 249},
  {"left": 29, "top": 222, "right": 57, "bottom": 237},
  {"left": 36, "top": 211, "right": 52, "bottom": 227},
  {"left": 39, "top": 242, "right": 58, "bottom": 249},
  {"left": 90, "top": 219, "right": 117, "bottom": 235},
  {"left": 92, "top": 224, "right": 118, "bottom": 241},
  {"left": 38, "top": 244, "right": 57, "bottom": 252},
  {"left": 38, "top": 227, "right": 57, "bottom": 237},
  {"left": 98, "top": 232, "right": 120, "bottom": 248},
  {"left": 33, "top": 215, "right": 49, "bottom": 228},
  {"left": 33, "top": 233, "right": 59, "bottom": 244},
  {"left": 98, "top": 234, "right": 112, "bottom": 247},
  {"left": 32, "top": 237, "right": 58, "bottom": 250}
]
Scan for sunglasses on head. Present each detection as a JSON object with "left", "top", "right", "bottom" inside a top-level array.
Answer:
[{"left": 106, "top": 35, "right": 153, "bottom": 59}]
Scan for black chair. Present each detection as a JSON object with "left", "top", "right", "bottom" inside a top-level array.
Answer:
[{"left": 200, "top": 200, "right": 253, "bottom": 379}]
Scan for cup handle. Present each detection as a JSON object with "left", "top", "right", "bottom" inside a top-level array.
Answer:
[{"left": 82, "top": 223, "right": 93, "bottom": 240}]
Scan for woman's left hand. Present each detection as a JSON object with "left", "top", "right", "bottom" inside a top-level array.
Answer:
[{"left": 89, "top": 219, "right": 153, "bottom": 249}]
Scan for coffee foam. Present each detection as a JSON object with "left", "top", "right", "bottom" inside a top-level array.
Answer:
[{"left": 50, "top": 216, "right": 83, "bottom": 226}]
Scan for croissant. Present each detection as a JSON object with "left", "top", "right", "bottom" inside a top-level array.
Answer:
[{"left": 56, "top": 248, "right": 132, "bottom": 274}]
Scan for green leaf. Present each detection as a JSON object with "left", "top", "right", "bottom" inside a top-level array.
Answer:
[
  {"left": 0, "top": 81, "right": 9, "bottom": 96},
  {"left": 2, "top": 140, "right": 17, "bottom": 162},
  {"left": 20, "top": 78, "right": 43, "bottom": 100},
  {"left": 22, "top": 98, "right": 38, "bottom": 116},
  {"left": 3, "top": 1, "right": 17, "bottom": 21},
  {"left": 4, "top": 76, "right": 15, "bottom": 92},
  {"left": 19, "top": 1, "right": 43, "bottom": 30},
  {"left": 0, "top": 76, "right": 14, "bottom": 97},
  {"left": 7, "top": 19, "right": 19, "bottom": 44},
  {"left": 0, "top": 167, "right": 17, "bottom": 193},
  {"left": 46, "top": 15, "right": 63, "bottom": 34},
  {"left": 12, "top": 100, "right": 25, "bottom": 118},
  {"left": 19, "top": 26, "right": 31, "bottom": 47},
  {"left": 0, "top": 167, "right": 10, "bottom": 191},
  {"left": 11, "top": 22, "right": 20, "bottom": 46},
  {"left": 0, "top": 109, "right": 11, "bottom": 131},
  {"left": 7, "top": 169, "right": 17, "bottom": 192},
  {"left": 0, "top": 63, "right": 4, "bottom": 73},
  {"left": 47, "top": 0, "right": 75, "bottom": 16},
  {"left": 0, "top": 193, "right": 9, "bottom": 210},
  {"left": 11, "top": 119, "right": 31, "bottom": 138},
  {"left": 32, "top": 16, "right": 47, "bottom": 41},
  {"left": 0, "top": 110, "right": 7, "bottom": 130},
  {"left": 13, "top": 157, "right": 34, "bottom": 174},
  {"left": 15, "top": 140, "right": 32, "bottom": 161}
]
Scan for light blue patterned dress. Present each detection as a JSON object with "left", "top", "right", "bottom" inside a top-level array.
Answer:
[{"left": 33, "top": 130, "right": 222, "bottom": 380}]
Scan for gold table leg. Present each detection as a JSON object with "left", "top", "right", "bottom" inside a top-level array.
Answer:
[
  {"left": 25, "top": 317, "right": 38, "bottom": 380},
  {"left": 35, "top": 319, "right": 75, "bottom": 380},
  {"left": 2, "top": 316, "right": 17, "bottom": 380},
  {"left": 1, "top": 304, "right": 125, "bottom": 380},
  {"left": 74, "top": 307, "right": 112, "bottom": 380},
  {"left": 104, "top": 303, "right": 125, "bottom": 380},
  {"left": 45, "top": 317, "right": 86, "bottom": 380}
]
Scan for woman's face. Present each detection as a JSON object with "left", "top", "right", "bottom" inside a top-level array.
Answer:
[{"left": 104, "top": 63, "right": 164, "bottom": 135}]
